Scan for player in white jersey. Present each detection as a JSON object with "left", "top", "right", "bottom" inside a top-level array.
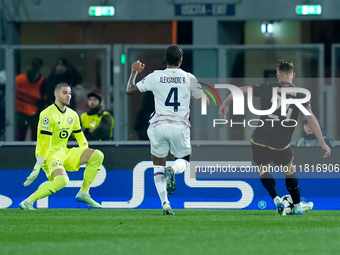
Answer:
[{"left": 126, "top": 45, "right": 208, "bottom": 215}]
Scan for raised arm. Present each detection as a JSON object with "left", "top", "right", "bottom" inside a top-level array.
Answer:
[
  {"left": 218, "top": 86, "right": 250, "bottom": 118},
  {"left": 126, "top": 60, "right": 145, "bottom": 95},
  {"left": 303, "top": 109, "right": 331, "bottom": 158}
]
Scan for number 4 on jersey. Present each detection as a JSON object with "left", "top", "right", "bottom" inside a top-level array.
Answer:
[
  {"left": 269, "top": 95, "right": 292, "bottom": 119},
  {"left": 165, "top": 87, "right": 180, "bottom": 112}
]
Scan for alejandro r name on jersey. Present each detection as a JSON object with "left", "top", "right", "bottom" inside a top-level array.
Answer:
[{"left": 159, "top": 77, "right": 185, "bottom": 84}]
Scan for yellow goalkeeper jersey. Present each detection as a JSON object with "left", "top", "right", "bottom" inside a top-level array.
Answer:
[{"left": 36, "top": 103, "right": 88, "bottom": 158}]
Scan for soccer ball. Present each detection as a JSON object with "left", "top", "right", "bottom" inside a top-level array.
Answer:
[{"left": 281, "top": 195, "right": 295, "bottom": 215}]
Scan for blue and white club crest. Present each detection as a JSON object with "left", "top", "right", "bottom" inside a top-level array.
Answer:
[
  {"left": 68, "top": 117, "right": 73, "bottom": 124},
  {"left": 43, "top": 118, "right": 49, "bottom": 124}
]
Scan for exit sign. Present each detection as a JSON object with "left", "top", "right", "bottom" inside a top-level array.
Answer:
[
  {"left": 89, "top": 6, "right": 115, "bottom": 17},
  {"left": 296, "top": 5, "right": 322, "bottom": 15}
]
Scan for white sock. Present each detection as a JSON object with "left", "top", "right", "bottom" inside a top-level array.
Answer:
[
  {"left": 171, "top": 159, "right": 189, "bottom": 174},
  {"left": 77, "top": 191, "right": 89, "bottom": 196},
  {"left": 273, "top": 196, "right": 281, "bottom": 205},
  {"left": 153, "top": 166, "right": 168, "bottom": 206}
]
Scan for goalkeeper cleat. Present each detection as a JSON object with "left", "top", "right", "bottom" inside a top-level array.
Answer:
[
  {"left": 275, "top": 201, "right": 286, "bottom": 216},
  {"left": 19, "top": 200, "right": 35, "bottom": 210},
  {"left": 162, "top": 202, "right": 174, "bottom": 215},
  {"left": 294, "top": 201, "right": 313, "bottom": 215},
  {"left": 165, "top": 166, "right": 176, "bottom": 195},
  {"left": 75, "top": 193, "right": 102, "bottom": 208}
]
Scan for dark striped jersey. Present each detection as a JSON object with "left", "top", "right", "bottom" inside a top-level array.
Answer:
[{"left": 251, "top": 81, "right": 311, "bottom": 149}]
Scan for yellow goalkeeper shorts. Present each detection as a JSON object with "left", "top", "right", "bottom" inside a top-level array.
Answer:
[{"left": 42, "top": 147, "right": 87, "bottom": 181}]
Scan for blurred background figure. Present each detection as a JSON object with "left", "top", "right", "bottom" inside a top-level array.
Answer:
[
  {"left": 81, "top": 92, "right": 114, "bottom": 141},
  {"left": 0, "top": 70, "right": 5, "bottom": 141},
  {"left": 72, "top": 83, "right": 88, "bottom": 116},
  {"left": 296, "top": 117, "right": 335, "bottom": 147},
  {"left": 46, "top": 58, "right": 82, "bottom": 110},
  {"left": 134, "top": 91, "right": 155, "bottom": 140},
  {"left": 15, "top": 58, "right": 47, "bottom": 141}
]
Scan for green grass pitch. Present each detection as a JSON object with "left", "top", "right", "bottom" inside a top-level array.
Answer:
[{"left": 0, "top": 209, "right": 339, "bottom": 255}]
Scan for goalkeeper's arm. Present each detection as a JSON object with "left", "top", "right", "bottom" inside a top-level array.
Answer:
[
  {"left": 73, "top": 130, "right": 89, "bottom": 148},
  {"left": 24, "top": 134, "right": 51, "bottom": 186}
]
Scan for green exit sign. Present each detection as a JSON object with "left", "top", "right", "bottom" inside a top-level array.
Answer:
[
  {"left": 296, "top": 5, "right": 322, "bottom": 15},
  {"left": 89, "top": 6, "right": 115, "bottom": 16}
]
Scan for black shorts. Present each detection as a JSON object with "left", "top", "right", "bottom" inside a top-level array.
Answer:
[{"left": 251, "top": 142, "right": 294, "bottom": 166}]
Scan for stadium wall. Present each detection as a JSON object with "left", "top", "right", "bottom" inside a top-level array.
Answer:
[
  {"left": 2, "top": 0, "right": 340, "bottom": 21},
  {"left": 0, "top": 144, "right": 339, "bottom": 210}
]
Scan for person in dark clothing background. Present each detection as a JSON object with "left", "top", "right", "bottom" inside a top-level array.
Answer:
[
  {"left": 46, "top": 58, "right": 82, "bottom": 110},
  {"left": 15, "top": 58, "right": 47, "bottom": 141},
  {"left": 296, "top": 117, "right": 335, "bottom": 147},
  {"left": 80, "top": 92, "right": 114, "bottom": 141},
  {"left": 0, "top": 70, "right": 6, "bottom": 140},
  {"left": 134, "top": 91, "right": 155, "bottom": 140}
]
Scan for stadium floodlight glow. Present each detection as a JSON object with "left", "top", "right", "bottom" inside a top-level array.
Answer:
[
  {"left": 261, "top": 23, "right": 273, "bottom": 34},
  {"left": 88, "top": 6, "right": 115, "bottom": 16},
  {"left": 296, "top": 5, "right": 322, "bottom": 15}
]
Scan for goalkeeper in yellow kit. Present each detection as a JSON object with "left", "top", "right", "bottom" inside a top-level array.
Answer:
[{"left": 19, "top": 82, "right": 104, "bottom": 210}]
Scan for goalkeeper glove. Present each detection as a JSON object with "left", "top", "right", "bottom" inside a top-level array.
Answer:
[
  {"left": 23, "top": 164, "right": 41, "bottom": 186},
  {"left": 23, "top": 156, "right": 45, "bottom": 186}
]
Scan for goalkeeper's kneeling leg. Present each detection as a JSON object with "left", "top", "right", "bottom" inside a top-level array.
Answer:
[{"left": 28, "top": 175, "right": 69, "bottom": 203}]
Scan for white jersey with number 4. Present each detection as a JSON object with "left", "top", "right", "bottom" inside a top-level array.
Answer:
[{"left": 137, "top": 68, "right": 204, "bottom": 127}]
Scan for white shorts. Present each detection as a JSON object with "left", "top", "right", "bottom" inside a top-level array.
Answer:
[{"left": 147, "top": 124, "right": 191, "bottom": 158}]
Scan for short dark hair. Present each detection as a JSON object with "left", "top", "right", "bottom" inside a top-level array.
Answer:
[
  {"left": 55, "top": 82, "right": 70, "bottom": 92},
  {"left": 165, "top": 45, "right": 183, "bottom": 66},
  {"left": 31, "top": 58, "right": 43, "bottom": 71},
  {"left": 277, "top": 59, "right": 293, "bottom": 75}
]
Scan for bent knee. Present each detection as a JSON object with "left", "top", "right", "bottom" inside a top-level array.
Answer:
[
  {"left": 53, "top": 175, "right": 69, "bottom": 191},
  {"left": 94, "top": 149, "right": 104, "bottom": 161},
  {"left": 59, "top": 175, "right": 69, "bottom": 187}
]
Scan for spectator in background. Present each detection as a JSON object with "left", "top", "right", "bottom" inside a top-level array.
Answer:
[
  {"left": 296, "top": 117, "right": 335, "bottom": 147},
  {"left": 15, "top": 58, "right": 47, "bottom": 141},
  {"left": 0, "top": 70, "right": 5, "bottom": 140},
  {"left": 134, "top": 91, "right": 155, "bottom": 140},
  {"left": 81, "top": 92, "right": 114, "bottom": 141},
  {"left": 46, "top": 58, "right": 82, "bottom": 110}
]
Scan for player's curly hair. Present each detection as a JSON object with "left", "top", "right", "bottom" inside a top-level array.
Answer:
[
  {"left": 277, "top": 59, "right": 293, "bottom": 75},
  {"left": 165, "top": 45, "right": 183, "bottom": 66}
]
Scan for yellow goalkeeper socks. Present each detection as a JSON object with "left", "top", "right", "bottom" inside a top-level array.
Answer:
[
  {"left": 80, "top": 150, "right": 104, "bottom": 194},
  {"left": 28, "top": 175, "right": 69, "bottom": 203}
]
